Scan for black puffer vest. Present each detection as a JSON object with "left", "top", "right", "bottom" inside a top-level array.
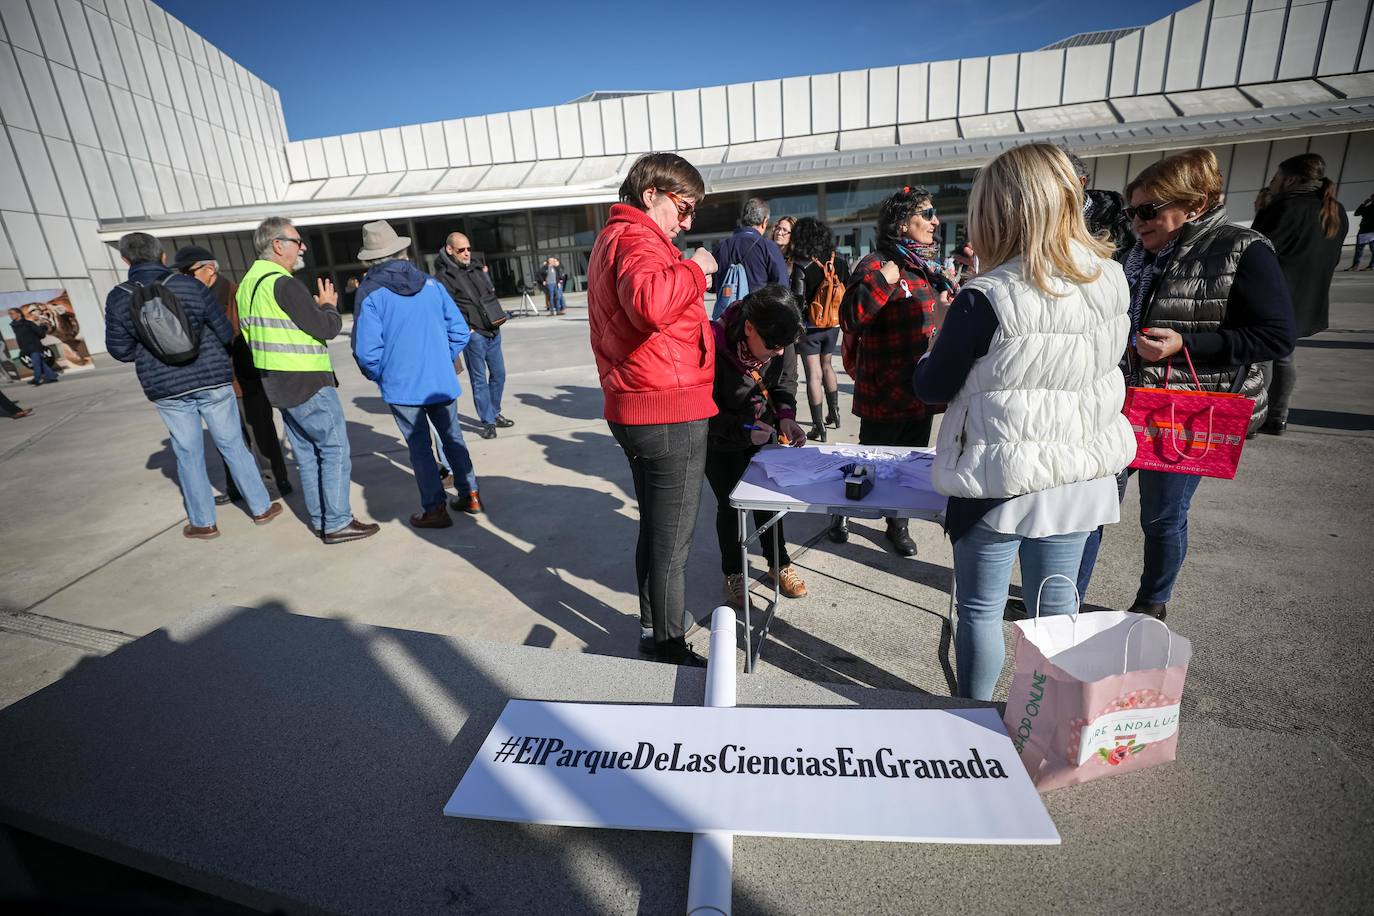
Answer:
[{"left": 1138, "top": 207, "right": 1272, "bottom": 431}]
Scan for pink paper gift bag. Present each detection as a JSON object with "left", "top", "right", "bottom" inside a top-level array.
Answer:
[
  {"left": 1125, "top": 347, "right": 1254, "bottom": 480},
  {"left": 1001, "top": 579, "right": 1193, "bottom": 792}
]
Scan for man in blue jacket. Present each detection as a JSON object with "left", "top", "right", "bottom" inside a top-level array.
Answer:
[
  {"left": 710, "top": 197, "right": 789, "bottom": 318},
  {"left": 104, "top": 232, "right": 282, "bottom": 539},
  {"left": 351, "top": 221, "right": 481, "bottom": 527}
]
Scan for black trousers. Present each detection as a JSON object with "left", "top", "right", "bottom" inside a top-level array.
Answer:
[
  {"left": 223, "top": 388, "right": 291, "bottom": 498},
  {"left": 0, "top": 389, "right": 22, "bottom": 417},
  {"left": 704, "top": 447, "right": 789, "bottom": 576},
  {"left": 609, "top": 418, "right": 709, "bottom": 643},
  {"left": 858, "top": 416, "right": 933, "bottom": 448}
]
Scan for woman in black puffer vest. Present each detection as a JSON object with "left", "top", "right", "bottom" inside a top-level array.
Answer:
[{"left": 1076, "top": 148, "right": 1296, "bottom": 620}]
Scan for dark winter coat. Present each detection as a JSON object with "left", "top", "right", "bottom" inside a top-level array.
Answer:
[
  {"left": 1252, "top": 186, "right": 1348, "bottom": 338},
  {"left": 707, "top": 303, "right": 798, "bottom": 451},
  {"left": 9, "top": 317, "right": 47, "bottom": 354},
  {"left": 104, "top": 261, "right": 235, "bottom": 402},
  {"left": 1085, "top": 188, "right": 1136, "bottom": 262},
  {"left": 433, "top": 248, "right": 506, "bottom": 338}
]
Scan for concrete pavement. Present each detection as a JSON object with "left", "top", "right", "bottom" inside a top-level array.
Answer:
[{"left": 1, "top": 276, "right": 1372, "bottom": 910}]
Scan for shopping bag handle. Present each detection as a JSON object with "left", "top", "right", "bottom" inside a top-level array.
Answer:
[
  {"left": 1122, "top": 616, "right": 1173, "bottom": 673},
  {"left": 1160, "top": 344, "right": 1203, "bottom": 392},
  {"left": 1162, "top": 402, "right": 1215, "bottom": 461},
  {"left": 1031, "top": 573, "right": 1081, "bottom": 645}
]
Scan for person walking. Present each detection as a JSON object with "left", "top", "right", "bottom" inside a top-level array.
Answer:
[
  {"left": 706, "top": 285, "right": 808, "bottom": 609},
  {"left": 914, "top": 143, "right": 1136, "bottom": 701},
  {"left": 1347, "top": 193, "right": 1374, "bottom": 270},
  {"left": 238, "top": 217, "right": 378, "bottom": 544},
  {"left": 8, "top": 308, "right": 58, "bottom": 385},
  {"left": 104, "top": 232, "right": 282, "bottom": 539},
  {"left": 0, "top": 390, "right": 31, "bottom": 419},
  {"left": 787, "top": 217, "right": 849, "bottom": 442},
  {"left": 1075, "top": 148, "right": 1296, "bottom": 616},
  {"left": 1252, "top": 153, "right": 1348, "bottom": 435},
  {"left": 351, "top": 221, "right": 481, "bottom": 525},
  {"left": 833, "top": 186, "right": 953, "bottom": 555},
  {"left": 433, "top": 233, "right": 513, "bottom": 440},
  {"left": 173, "top": 245, "right": 293, "bottom": 504},
  {"left": 711, "top": 198, "right": 789, "bottom": 318},
  {"left": 587, "top": 152, "right": 718, "bottom": 667}
]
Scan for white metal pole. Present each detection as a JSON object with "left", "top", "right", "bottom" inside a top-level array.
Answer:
[{"left": 686, "top": 606, "right": 737, "bottom": 915}]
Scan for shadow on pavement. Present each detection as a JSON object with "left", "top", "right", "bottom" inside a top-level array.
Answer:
[
  {"left": 0, "top": 603, "right": 742, "bottom": 913},
  {"left": 515, "top": 384, "right": 604, "bottom": 422},
  {"left": 350, "top": 395, "right": 484, "bottom": 433},
  {"left": 1287, "top": 408, "right": 1374, "bottom": 431},
  {"left": 1298, "top": 338, "right": 1374, "bottom": 350}
]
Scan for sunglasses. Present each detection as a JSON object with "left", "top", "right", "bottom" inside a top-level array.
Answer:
[
  {"left": 453, "top": 246, "right": 471, "bottom": 253},
  {"left": 1124, "top": 200, "right": 1177, "bottom": 222},
  {"left": 660, "top": 189, "right": 696, "bottom": 222}
]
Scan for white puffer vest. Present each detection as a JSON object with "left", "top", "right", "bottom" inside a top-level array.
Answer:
[{"left": 931, "top": 248, "right": 1137, "bottom": 499}]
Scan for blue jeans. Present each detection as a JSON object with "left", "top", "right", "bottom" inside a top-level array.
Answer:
[
  {"left": 26, "top": 350, "right": 57, "bottom": 382},
  {"left": 391, "top": 400, "right": 479, "bottom": 509},
  {"left": 953, "top": 520, "right": 1090, "bottom": 701},
  {"left": 280, "top": 386, "right": 353, "bottom": 535},
  {"left": 154, "top": 384, "right": 271, "bottom": 528},
  {"left": 1353, "top": 239, "right": 1372, "bottom": 268},
  {"left": 464, "top": 332, "right": 506, "bottom": 425},
  {"left": 548, "top": 284, "right": 565, "bottom": 313},
  {"left": 1077, "top": 469, "right": 1202, "bottom": 606}
]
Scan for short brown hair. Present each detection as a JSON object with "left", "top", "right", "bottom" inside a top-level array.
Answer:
[
  {"left": 618, "top": 153, "right": 706, "bottom": 209},
  {"left": 1126, "top": 148, "right": 1223, "bottom": 215}
]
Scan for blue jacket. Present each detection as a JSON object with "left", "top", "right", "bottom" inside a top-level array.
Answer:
[
  {"left": 352, "top": 260, "right": 470, "bottom": 406},
  {"left": 711, "top": 227, "right": 789, "bottom": 294},
  {"left": 104, "top": 261, "right": 235, "bottom": 402}
]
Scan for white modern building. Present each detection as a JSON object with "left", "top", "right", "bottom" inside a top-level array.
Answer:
[{"left": 1, "top": 0, "right": 1371, "bottom": 356}]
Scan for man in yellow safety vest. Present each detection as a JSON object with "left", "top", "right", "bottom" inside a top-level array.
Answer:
[{"left": 237, "top": 217, "right": 379, "bottom": 544}]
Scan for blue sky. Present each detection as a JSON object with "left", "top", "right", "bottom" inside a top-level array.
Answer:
[{"left": 154, "top": 0, "right": 1193, "bottom": 141}]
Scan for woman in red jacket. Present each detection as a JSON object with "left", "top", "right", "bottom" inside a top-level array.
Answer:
[{"left": 587, "top": 153, "right": 719, "bottom": 667}]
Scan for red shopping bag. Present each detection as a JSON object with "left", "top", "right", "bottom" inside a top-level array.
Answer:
[{"left": 1124, "top": 348, "right": 1253, "bottom": 479}]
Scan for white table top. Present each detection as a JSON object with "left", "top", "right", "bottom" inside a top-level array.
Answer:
[{"left": 728, "top": 443, "right": 947, "bottom": 520}]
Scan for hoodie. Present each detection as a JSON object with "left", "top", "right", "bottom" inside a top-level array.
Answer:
[{"left": 351, "top": 259, "right": 471, "bottom": 406}]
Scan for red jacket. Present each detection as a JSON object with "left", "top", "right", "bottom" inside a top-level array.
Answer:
[{"left": 587, "top": 204, "right": 717, "bottom": 425}]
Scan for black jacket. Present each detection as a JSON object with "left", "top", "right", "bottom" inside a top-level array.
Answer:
[
  {"left": 707, "top": 303, "right": 799, "bottom": 451},
  {"left": 433, "top": 248, "right": 506, "bottom": 338},
  {"left": 1252, "top": 187, "right": 1348, "bottom": 338},
  {"left": 1356, "top": 199, "right": 1374, "bottom": 235},
  {"left": 103, "top": 261, "right": 236, "bottom": 402},
  {"left": 1086, "top": 188, "right": 1136, "bottom": 262},
  {"left": 9, "top": 318, "right": 47, "bottom": 354}
]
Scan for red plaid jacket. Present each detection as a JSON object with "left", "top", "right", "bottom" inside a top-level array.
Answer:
[{"left": 840, "top": 251, "right": 939, "bottom": 420}]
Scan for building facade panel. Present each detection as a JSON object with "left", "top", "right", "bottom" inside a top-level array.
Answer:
[
  {"left": 928, "top": 59, "right": 960, "bottom": 119},
  {"left": 727, "top": 82, "right": 756, "bottom": 143},
  {"left": 959, "top": 57, "right": 989, "bottom": 116},
  {"left": 555, "top": 105, "right": 583, "bottom": 159},
  {"left": 839, "top": 69, "right": 869, "bottom": 131},
  {"left": 1015, "top": 50, "right": 1063, "bottom": 110},
  {"left": 755, "top": 80, "right": 783, "bottom": 140},
  {"left": 811, "top": 72, "right": 839, "bottom": 134},
  {"left": 598, "top": 98, "right": 626, "bottom": 156},
  {"left": 1062, "top": 44, "right": 1112, "bottom": 104},
  {"left": 782, "top": 76, "right": 811, "bottom": 137},
  {"left": 647, "top": 93, "right": 675, "bottom": 151},
  {"left": 868, "top": 67, "right": 898, "bottom": 127},
  {"left": 579, "top": 102, "right": 606, "bottom": 157},
  {"left": 622, "top": 94, "right": 652, "bottom": 152},
  {"left": 1164, "top": 1, "right": 1208, "bottom": 91},
  {"left": 1318, "top": 0, "right": 1371, "bottom": 74},
  {"left": 896, "top": 63, "right": 928, "bottom": 123},
  {"left": 1, "top": 0, "right": 45, "bottom": 55},
  {"left": 1278, "top": 2, "right": 1329, "bottom": 79},
  {"left": 511, "top": 108, "right": 538, "bottom": 161}
]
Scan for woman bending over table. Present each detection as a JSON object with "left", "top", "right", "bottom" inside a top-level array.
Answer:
[{"left": 705, "top": 285, "right": 807, "bottom": 611}]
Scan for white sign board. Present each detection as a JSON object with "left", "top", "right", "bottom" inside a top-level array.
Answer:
[{"left": 444, "top": 701, "right": 1059, "bottom": 844}]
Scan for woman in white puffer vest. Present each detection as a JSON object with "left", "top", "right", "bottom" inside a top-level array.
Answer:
[{"left": 914, "top": 143, "right": 1136, "bottom": 701}]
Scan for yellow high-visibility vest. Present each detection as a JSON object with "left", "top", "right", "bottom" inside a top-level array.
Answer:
[{"left": 236, "top": 259, "right": 332, "bottom": 372}]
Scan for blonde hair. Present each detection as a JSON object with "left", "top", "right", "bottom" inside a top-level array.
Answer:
[
  {"left": 968, "top": 143, "right": 1112, "bottom": 295},
  {"left": 1126, "top": 148, "right": 1223, "bottom": 215}
]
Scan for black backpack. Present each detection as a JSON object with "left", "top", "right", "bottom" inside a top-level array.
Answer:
[{"left": 119, "top": 280, "right": 201, "bottom": 365}]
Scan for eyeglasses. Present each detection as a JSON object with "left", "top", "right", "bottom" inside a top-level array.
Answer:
[
  {"left": 275, "top": 236, "right": 306, "bottom": 248},
  {"left": 1124, "top": 200, "right": 1177, "bottom": 222},
  {"left": 660, "top": 189, "right": 696, "bottom": 222},
  {"left": 453, "top": 246, "right": 471, "bottom": 253}
]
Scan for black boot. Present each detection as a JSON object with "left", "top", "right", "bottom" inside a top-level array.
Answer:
[
  {"left": 885, "top": 518, "right": 917, "bottom": 557},
  {"left": 807, "top": 401, "right": 826, "bottom": 442},
  {"left": 828, "top": 514, "right": 849, "bottom": 543},
  {"left": 825, "top": 390, "right": 841, "bottom": 429},
  {"left": 651, "top": 636, "right": 708, "bottom": 667}
]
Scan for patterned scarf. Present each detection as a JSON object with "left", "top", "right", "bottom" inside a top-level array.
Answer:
[
  {"left": 1121, "top": 238, "right": 1178, "bottom": 383},
  {"left": 890, "top": 239, "right": 957, "bottom": 295},
  {"left": 735, "top": 335, "right": 767, "bottom": 374}
]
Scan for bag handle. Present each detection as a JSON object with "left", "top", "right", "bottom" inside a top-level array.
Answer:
[
  {"left": 1121, "top": 616, "right": 1173, "bottom": 673},
  {"left": 1162, "top": 402, "right": 1215, "bottom": 461},
  {"left": 1160, "top": 343, "right": 1202, "bottom": 393},
  {"left": 1031, "top": 573, "right": 1081, "bottom": 646}
]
